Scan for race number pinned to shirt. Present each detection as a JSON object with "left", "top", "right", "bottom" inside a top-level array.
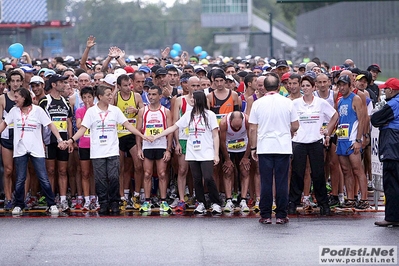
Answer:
[
  {"left": 84, "top": 128, "right": 90, "bottom": 137},
  {"left": 336, "top": 124, "right": 349, "bottom": 139},
  {"left": 52, "top": 116, "right": 67, "bottom": 132},
  {"left": 227, "top": 139, "right": 246, "bottom": 150},
  {"left": 117, "top": 118, "right": 137, "bottom": 133},
  {"left": 193, "top": 139, "right": 201, "bottom": 151},
  {"left": 145, "top": 124, "right": 164, "bottom": 136}
]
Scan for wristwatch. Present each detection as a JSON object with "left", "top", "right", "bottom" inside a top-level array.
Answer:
[
  {"left": 355, "top": 139, "right": 362, "bottom": 143},
  {"left": 57, "top": 138, "right": 63, "bottom": 143}
]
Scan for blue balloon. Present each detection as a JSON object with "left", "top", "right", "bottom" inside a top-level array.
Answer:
[
  {"left": 193, "top": 46, "right": 202, "bottom": 55},
  {"left": 0, "top": 61, "right": 3, "bottom": 70},
  {"left": 199, "top": 51, "right": 208, "bottom": 59},
  {"left": 172, "top": 43, "right": 181, "bottom": 52},
  {"left": 8, "top": 43, "right": 24, "bottom": 58},
  {"left": 170, "top": 49, "right": 179, "bottom": 58}
]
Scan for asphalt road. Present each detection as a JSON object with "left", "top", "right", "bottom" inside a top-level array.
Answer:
[{"left": 0, "top": 211, "right": 398, "bottom": 266}]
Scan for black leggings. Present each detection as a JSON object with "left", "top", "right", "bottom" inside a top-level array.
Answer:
[{"left": 189, "top": 161, "right": 221, "bottom": 206}]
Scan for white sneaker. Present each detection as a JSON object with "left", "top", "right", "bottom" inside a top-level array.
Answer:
[
  {"left": 49, "top": 205, "right": 59, "bottom": 215},
  {"left": 12, "top": 206, "right": 22, "bottom": 215},
  {"left": 211, "top": 203, "right": 222, "bottom": 214},
  {"left": 239, "top": 199, "right": 250, "bottom": 212},
  {"left": 223, "top": 199, "right": 234, "bottom": 212},
  {"left": 194, "top": 202, "right": 207, "bottom": 214},
  {"left": 303, "top": 196, "right": 313, "bottom": 211},
  {"left": 60, "top": 200, "right": 70, "bottom": 212},
  {"left": 83, "top": 200, "right": 91, "bottom": 211},
  {"left": 170, "top": 197, "right": 180, "bottom": 208}
]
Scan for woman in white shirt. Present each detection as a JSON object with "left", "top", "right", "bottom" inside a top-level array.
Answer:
[
  {"left": 152, "top": 90, "right": 222, "bottom": 214},
  {"left": 65, "top": 85, "right": 149, "bottom": 215},
  {"left": 0, "top": 88, "right": 62, "bottom": 215}
]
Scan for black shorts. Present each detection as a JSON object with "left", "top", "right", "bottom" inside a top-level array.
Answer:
[
  {"left": 119, "top": 134, "right": 136, "bottom": 152},
  {"left": 79, "top": 148, "right": 90, "bottom": 161},
  {"left": 45, "top": 143, "right": 69, "bottom": 161},
  {"left": 0, "top": 138, "right": 13, "bottom": 150},
  {"left": 143, "top": 149, "right": 166, "bottom": 160},
  {"left": 228, "top": 151, "right": 246, "bottom": 164}
]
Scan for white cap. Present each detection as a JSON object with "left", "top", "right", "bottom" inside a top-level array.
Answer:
[
  {"left": 29, "top": 76, "right": 44, "bottom": 84},
  {"left": 100, "top": 74, "right": 116, "bottom": 86},
  {"left": 114, "top": 68, "right": 127, "bottom": 77}
]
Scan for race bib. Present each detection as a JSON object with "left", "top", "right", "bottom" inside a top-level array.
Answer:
[
  {"left": 227, "top": 139, "right": 246, "bottom": 150},
  {"left": 336, "top": 124, "right": 349, "bottom": 139},
  {"left": 145, "top": 124, "right": 164, "bottom": 136},
  {"left": 84, "top": 128, "right": 90, "bottom": 137},
  {"left": 117, "top": 118, "right": 137, "bottom": 133},
  {"left": 52, "top": 116, "right": 67, "bottom": 132},
  {"left": 184, "top": 127, "right": 189, "bottom": 136}
]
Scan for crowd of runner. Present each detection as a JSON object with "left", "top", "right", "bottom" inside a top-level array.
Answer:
[{"left": 0, "top": 35, "right": 385, "bottom": 216}]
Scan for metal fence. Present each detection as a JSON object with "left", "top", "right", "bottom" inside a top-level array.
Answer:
[{"left": 296, "top": 1, "right": 399, "bottom": 78}]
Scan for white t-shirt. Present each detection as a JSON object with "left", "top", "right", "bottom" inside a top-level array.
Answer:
[
  {"left": 249, "top": 92, "right": 298, "bottom": 154},
  {"left": 175, "top": 109, "right": 218, "bottom": 161},
  {"left": 292, "top": 96, "right": 336, "bottom": 143},
  {"left": 5, "top": 105, "right": 51, "bottom": 158},
  {"left": 82, "top": 103, "right": 127, "bottom": 159}
]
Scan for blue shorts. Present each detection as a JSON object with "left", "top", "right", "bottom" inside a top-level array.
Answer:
[{"left": 336, "top": 140, "right": 362, "bottom": 156}]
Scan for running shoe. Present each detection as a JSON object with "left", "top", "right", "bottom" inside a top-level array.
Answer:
[
  {"left": 159, "top": 201, "right": 172, "bottom": 213},
  {"left": 125, "top": 198, "right": 134, "bottom": 209},
  {"left": 170, "top": 197, "right": 180, "bottom": 208},
  {"left": 253, "top": 199, "right": 260, "bottom": 212},
  {"left": 247, "top": 198, "right": 254, "bottom": 208},
  {"left": 83, "top": 200, "right": 90, "bottom": 211},
  {"left": 110, "top": 202, "right": 119, "bottom": 213},
  {"left": 25, "top": 195, "right": 37, "bottom": 210},
  {"left": 186, "top": 197, "right": 196, "bottom": 208},
  {"left": 223, "top": 199, "right": 235, "bottom": 212},
  {"left": 70, "top": 197, "right": 77, "bottom": 209},
  {"left": 75, "top": 198, "right": 83, "bottom": 210},
  {"left": 302, "top": 197, "right": 313, "bottom": 211},
  {"left": 38, "top": 196, "right": 47, "bottom": 207},
  {"left": 4, "top": 200, "right": 13, "bottom": 211},
  {"left": 239, "top": 199, "right": 250, "bottom": 212},
  {"left": 326, "top": 182, "right": 332, "bottom": 194},
  {"left": 194, "top": 202, "right": 207, "bottom": 214},
  {"left": 259, "top": 218, "right": 272, "bottom": 224},
  {"left": 218, "top": 193, "right": 226, "bottom": 206},
  {"left": 211, "top": 203, "right": 222, "bottom": 214},
  {"left": 139, "top": 201, "right": 151, "bottom": 212},
  {"left": 151, "top": 196, "right": 160, "bottom": 208},
  {"left": 338, "top": 193, "right": 345, "bottom": 205},
  {"left": 355, "top": 200, "right": 370, "bottom": 210},
  {"left": 131, "top": 195, "right": 141, "bottom": 210},
  {"left": 328, "top": 195, "right": 340, "bottom": 207},
  {"left": 90, "top": 198, "right": 100, "bottom": 211},
  {"left": 12, "top": 206, "right": 22, "bottom": 215},
  {"left": 341, "top": 199, "right": 356, "bottom": 208},
  {"left": 48, "top": 205, "right": 59, "bottom": 215},
  {"left": 60, "top": 200, "right": 70, "bottom": 212},
  {"left": 308, "top": 195, "right": 317, "bottom": 208},
  {"left": 175, "top": 200, "right": 186, "bottom": 212}
]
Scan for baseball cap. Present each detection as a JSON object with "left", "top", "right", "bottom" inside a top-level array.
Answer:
[
  {"left": 281, "top": 72, "right": 290, "bottom": 82},
  {"left": 355, "top": 74, "right": 367, "bottom": 81},
  {"left": 44, "top": 69, "right": 56, "bottom": 77},
  {"left": 194, "top": 66, "right": 207, "bottom": 74},
  {"left": 100, "top": 74, "right": 117, "bottom": 86},
  {"left": 155, "top": 68, "right": 167, "bottom": 77},
  {"left": 30, "top": 76, "right": 44, "bottom": 84},
  {"left": 337, "top": 75, "right": 351, "bottom": 84},
  {"left": 306, "top": 62, "right": 317, "bottom": 72},
  {"left": 237, "top": 71, "right": 248, "bottom": 78},
  {"left": 21, "top": 65, "right": 35, "bottom": 73},
  {"left": 138, "top": 65, "right": 151, "bottom": 74},
  {"left": 124, "top": 66, "right": 135, "bottom": 74},
  {"left": 330, "top": 66, "right": 341, "bottom": 72},
  {"left": 114, "top": 68, "right": 127, "bottom": 77},
  {"left": 276, "top": 59, "right": 288, "bottom": 68},
  {"left": 49, "top": 74, "right": 68, "bottom": 84},
  {"left": 298, "top": 63, "right": 306, "bottom": 70},
  {"left": 304, "top": 71, "right": 317, "bottom": 80},
  {"left": 378, "top": 78, "right": 399, "bottom": 90},
  {"left": 367, "top": 64, "right": 381, "bottom": 73},
  {"left": 143, "top": 80, "right": 154, "bottom": 88},
  {"left": 269, "top": 59, "right": 277, "bottom": 66}
]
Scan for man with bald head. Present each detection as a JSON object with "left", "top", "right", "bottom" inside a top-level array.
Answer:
[
  {"left": 170, "top": 75, "right": 202, "bottom": 211},
  {"left": 219, "top": 111, "right": 251, "bottom": 212}
]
